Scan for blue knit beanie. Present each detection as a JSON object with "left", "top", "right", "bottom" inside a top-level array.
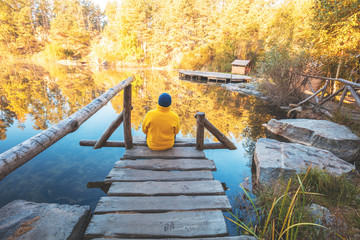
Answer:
[{"left": 158, "top": 93, "right": 172, "bottom": 107}]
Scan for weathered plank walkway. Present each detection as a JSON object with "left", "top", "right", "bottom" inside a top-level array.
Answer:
[
  {"left": 84, "top": 146, "right": 233, "bottom": 239},
  {"left": 179, "top": 70, "right": 252, "bottom": 84}
]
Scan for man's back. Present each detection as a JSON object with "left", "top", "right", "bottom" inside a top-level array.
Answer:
[{"left": 142, "top": 93, "right": 180, "bottom": 150}]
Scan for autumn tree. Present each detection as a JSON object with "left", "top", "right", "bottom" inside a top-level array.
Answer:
[
  {"left": 0, "top": 0, "right": 39, "bottom": 55},
  {"left": 311, "top": 0, "right": 360, "bottom": 79},
  {"left": 48, "top": 0, "right": 92, "bottom": 59}
]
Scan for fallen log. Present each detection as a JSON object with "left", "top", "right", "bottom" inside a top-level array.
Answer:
[{"left": 0, "top": 77, "right": 134, "bottom": 181}]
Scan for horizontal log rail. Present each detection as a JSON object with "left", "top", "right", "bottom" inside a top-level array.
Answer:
[
  {"left": 0, "top": 77, "right": 134, "bottom": 181},
  {"left": 293, "top": 74, "right": 360, "bottom": 110},
  {"left": 80, "top": 140, "right": 227, "bottom": 149},
  {"left": 84, "top": 111, "right": 236, "bottom": 151},
  {"left": 300, "top": 74, "right": 360, "bottom": 88}
]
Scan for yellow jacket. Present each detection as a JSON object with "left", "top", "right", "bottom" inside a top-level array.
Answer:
[{"left": 142, "top": 105, "right": 180, "bottom": 150}]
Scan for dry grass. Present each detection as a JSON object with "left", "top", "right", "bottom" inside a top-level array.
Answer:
[{"left": 8, "top": 216, "right": 40, "bottom": 240}]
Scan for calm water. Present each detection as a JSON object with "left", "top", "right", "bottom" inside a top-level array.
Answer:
[{"left": 0, "top": 62, "right": 285, "bottom": 232}]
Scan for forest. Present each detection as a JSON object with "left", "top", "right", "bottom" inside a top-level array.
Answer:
[{"left": 0, "top": 0, "right": 359, "bottom": 78}]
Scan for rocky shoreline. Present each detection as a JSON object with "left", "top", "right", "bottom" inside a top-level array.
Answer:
[
  {"left": 221, "top": 81, "right": 268, "bottom": 101},
  {"left": 254, "top": 119, "right": 360, "bottom": 185}
]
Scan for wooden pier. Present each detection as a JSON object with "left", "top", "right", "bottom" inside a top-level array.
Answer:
[
  {"left": 0, "top": 77, "right": 241, "bottom": 239},
  {"left": 179, "top": 70, "right": 252, "bottom": 84},
  {"left": 84, "top": 146, "right": 234, "bottom": 239},
  {"left": 78, "top": 79, "right": 238, "bottom": 238}
]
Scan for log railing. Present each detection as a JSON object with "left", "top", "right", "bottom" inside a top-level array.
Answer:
[
  {"left": 80, "top": 112, "right": 237, "bottom": 150},
  {"left": 0, "top": 77, "right": 134, "bottom": 181},
  {"left": 292, "top": 74, "right": 360, "bottom": 110},
  {"left": 195, "top": 112, "right": 237, "bottom": 150}
]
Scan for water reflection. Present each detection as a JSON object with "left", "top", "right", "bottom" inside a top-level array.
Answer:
[{"left": 0, "top": 61, "right": 286, "bottom": 214}]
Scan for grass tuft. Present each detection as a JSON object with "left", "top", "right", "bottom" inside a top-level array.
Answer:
[{"left": 228, "top": 167, "right": 360, "bottom": 239}]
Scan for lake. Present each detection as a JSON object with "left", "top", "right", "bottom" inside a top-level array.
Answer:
[{"left": 0, "top": 61, "right": 286, "bottom": 232}]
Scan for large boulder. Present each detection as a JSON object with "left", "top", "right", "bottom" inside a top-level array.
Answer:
[
  {"left": 264, "top": 119, "right": 360, "bottom": 162},
  {"left": 253, "top": 138, "right": 355, "bottom": 184},
  {"left": 0, "top": 200, "right": 91, "bottom": 240}
]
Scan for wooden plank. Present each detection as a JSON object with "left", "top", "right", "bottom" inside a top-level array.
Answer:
[
  {"left": 107, "top": 180, "right": 225, "bottom": 196},
  {"left": 132, "top": 136, "right": 201, "bottom": 144},
  {"left": 114, "top": 159, "right": 216, "bottom": 171},
  {"left": 92, "top": 237, "right": 254, "bottom": 240},
  {"left": 94, "top": 195, "right": 232, "bottom": 214},
  {"left": 122, "top": 146, "right": 206, "bottom": 159},
  {"left": 105, "top": 169, "right": 213, "bottom": 183},
  {"left": 84, "top": 211, "right": 228, "bottom": 239}
]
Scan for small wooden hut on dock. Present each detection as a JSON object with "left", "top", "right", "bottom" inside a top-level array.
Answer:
[{"left": 231, "top": 60, "right": 251, "bottom": 75}]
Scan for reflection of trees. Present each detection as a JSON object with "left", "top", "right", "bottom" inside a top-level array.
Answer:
[
  {"left": 0, "top": 62, "right": 56, "bottom": 135},
  {"left": 0, "top": 61, "right": 99, "bottom": 140},
  {"left": 0, "top": 96, "right": 16, "bottom": 140},
  {"left": 1, "top": 62, "right": 284, "bottom": 153},
  {"left": 105, "top": 70, "right": 284, "bottom": 150}
]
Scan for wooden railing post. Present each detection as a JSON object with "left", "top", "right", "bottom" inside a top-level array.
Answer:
[
  {"left": 338, "top": 86, "right": 348, "bottom": 108},
  {"left": 195, "top": 112, "right": 205, "bottom": 150},
  {"left": 123, "top": 84, "right": 133, "bottom": 149},
  {"left": 319, "top": 80, "right": 329, "bottom": 102},
  {"left": 306, "top": 78, "right": 319, "bottom": 103}
]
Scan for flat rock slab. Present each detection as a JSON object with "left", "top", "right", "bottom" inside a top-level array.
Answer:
[
  {"left": 122, "top": 146, "right": 206, "bottom": 159},
  {"left": 94, "top": 195, "right": 231, "bottom": 214},
  {"left": 114, "top": 159, "right": 216, "bottom": 171},
  {"left": 0, "top": 200, "right": 91, "bottom": 240},
  {"left": 105, "top": 169, "right": 213, "bottom": 183},
  {"left": 84, "top": 211, "right": 228, "bottom": 239},
  {"left": 264, "top": 119, "right": 360, "bottom": 162},
  {"left": 254, "top": 138, "right": 355, "bottom": 184},
  {"left": 107, "top": 180, "right": 225, "bottom": 196}
]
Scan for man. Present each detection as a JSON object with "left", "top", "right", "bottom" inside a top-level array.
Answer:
[{"left": 142, "top": 93, "right": 180, "bottom": 150}]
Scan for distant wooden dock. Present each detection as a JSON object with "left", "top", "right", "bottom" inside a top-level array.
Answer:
[
  {"left": 84, "top": 146, "right": 233, "bottom": 239},
  {"left": 179, "top": 70, "right": 252, "bottom": 84}
]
